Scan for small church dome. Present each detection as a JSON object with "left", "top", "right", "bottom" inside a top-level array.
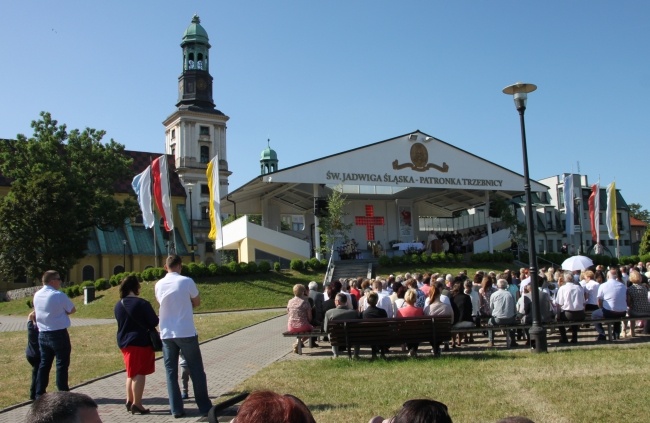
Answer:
[
  {"left": 182, "top": 15, "right": 210, "bottom": 45},
  {"left": 260, "top": 146, "right": 278, "bottom": 161}
]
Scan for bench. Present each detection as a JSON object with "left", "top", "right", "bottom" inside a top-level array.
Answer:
[
  {"left": 282, "top": 329, "right": 326, "bottom": 355},
  {"left": 450, "top": 316, "right": 636, "bottom": 344},
  {"left": 327, "top": 316, "right": 452, "bottom": 359}
]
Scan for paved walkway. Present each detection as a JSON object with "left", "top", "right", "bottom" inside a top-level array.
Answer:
[
  {"left": 0, "top": 315, "right": 115, "bottom": 332},
  {"left": 0, "top": 314, "right": 295, "bottom": 423}
]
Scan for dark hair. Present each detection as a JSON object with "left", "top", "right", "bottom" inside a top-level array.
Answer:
[
  {"left": 166, "top": 254, "right": 183, "bottom": 268},
  {"left": 392, "top": 399, "right": 452, "bottom": 423},
  {"left": 119, "top": 275, "right": 140, "bottom": 299},
  {"left": 335, "top": 292, "right": 348, "bottom": 305},
  {"left": 235, "top": 390, "right": 316, "bottom": 423},
  {"left": 367, "top": 291, "right": 379, "bottom": 306},
  {"left": 25, "top": 392, "right": 98, "bottom": 423},
  {"left": 392, "top": 281, "right": 403, "bottom": 293},
  {"left": 451, "top": 282, "right": 463, "bottom": 296},
  {"left": 42, "top": 270, "right": 60, "bottom": 285},
  {"left": 396, "top": 285, "right": 407, "bottom": 299}
]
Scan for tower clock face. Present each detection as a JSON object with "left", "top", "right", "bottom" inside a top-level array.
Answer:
[
  {"left": 197, "top": 78, "right": 207, "bottom": 91},
  {"left": 178, "top": 81, "right": 183, "bottom": 93}
]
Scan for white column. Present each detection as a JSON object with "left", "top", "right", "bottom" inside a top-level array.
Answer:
[
  {"left": 313, "top": 184, "right": 321, "bottom": 260},
  {"left": 485, "top": 191, "right": 493, "bottom": 254}
]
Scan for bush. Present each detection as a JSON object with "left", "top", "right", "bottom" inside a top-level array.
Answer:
[
  {"left": 247, "top": 261, "right": 258, "bottom": 273},
  {"left": 208, "top": 263, "right": 219, "bottom": 276},
  {"left": 216, "top": 264, "right": 231, "bottom": 275},
  {"left": 290, "top": 259, "right": 305, "bottom": 271},
  {"left": 80, "top": 280, "right": 94, "bottom": 288},
  {"left": 320, "top": 259, "right": 328, "bottom": 268},
  {"left": 228, "top": 261, "right": 240, "bottom": 274},
  {"left": 70, "top": 285, "right": 81, "bottom": 297},
  {"left": 258, "top": 260, "right": 271, "bottom": 273},
  {"left": 390, "top": 255, "right": 403, "bottom": 266},
  {"left": 378, "top": 255, "right": 391, "bottom": 267},
  {"left": 420, "top": 252, "right": 431, "bottom": 264},
  {"left": 238, "top": 262, "right": 250, "bottom": 274},
  {"left": 26, "top": 299, "right": 32, "bottom": 308},
  {"left": 274, "top": 262, "right": 281, "bottom": 272},
  {"left": 141, "top": 268, "right": 156, "bottom": 281},
  {"left": 94, "top": 278, "right": 109, "bottom": 291},
  {"left": 308, "top": 258, "right": 322, "bottom": 270},
  {"left": 154, "top": 268, "right": 167, "bottom": 279},
  {"left": 410, "top": 253, "right": 421, "bottom": 264}
]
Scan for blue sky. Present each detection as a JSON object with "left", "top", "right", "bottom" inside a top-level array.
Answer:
[{"left": 1, "top": 1, "right": 648, "bottom": 211}]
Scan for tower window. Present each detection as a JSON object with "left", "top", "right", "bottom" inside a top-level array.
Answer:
[
  {"left": 201, "top": 184, "right": 210, "bottom": 196},
  {"left": 200, "top": 146, "right": 209, "bottom": 163},
  {"left": 171, "top": 129, "right": 176, "bottom": 139},
  {"left": 201, "top": 203, "right": 209, "bottom": 220},
  {"left": 200, "top": 126, "right": 210, "bottom": 136},
  {"left": 197, "top": 53, "right": 204, "bottom": 69}
]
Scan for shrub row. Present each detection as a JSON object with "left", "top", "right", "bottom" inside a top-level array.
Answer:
[
  {"left": 289, "top": 258, "right": 328, "bottom": 272},
  {"left": 378, "top": 252, "right": 465, "bottom": 267},
  {"left": 470, "top": 252, "right": 515, "bottom": 263}
]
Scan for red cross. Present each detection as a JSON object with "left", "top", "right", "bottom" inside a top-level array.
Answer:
[{"left": 355, "top": 205, "right": 385, "bottom": 241}]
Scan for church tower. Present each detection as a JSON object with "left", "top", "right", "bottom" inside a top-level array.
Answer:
[
  {"left": 163, "top": 15, "right": 231, "bottom": 263},
  {"left": 260, "top": 139, "right": 279, "bottom": 175}
]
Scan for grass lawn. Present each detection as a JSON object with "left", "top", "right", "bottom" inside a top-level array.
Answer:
[
  {"left": 238, "top": 344, "right": 650, "bottom": 423},
  {"left": 0, "top": 310, "right": 282, "bottom": 409}
]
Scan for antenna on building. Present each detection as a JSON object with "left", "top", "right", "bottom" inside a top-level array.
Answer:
[{"left": 576, "top": 161, "right": 580, "bottom": 173}]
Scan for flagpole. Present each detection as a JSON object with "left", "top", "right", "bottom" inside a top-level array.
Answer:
[{"left": 150, "top": 156, "right": 157, "bottom": 268}]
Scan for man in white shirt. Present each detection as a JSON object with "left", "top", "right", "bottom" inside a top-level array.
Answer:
[
  {"left": 591, "top": 269, "right": 628, "bottom": 341},
  {"left": 372, "top": 280, "right": 394, "bottom": 318},
  {"left": 33, "top": 270, "right": 76, "bottom": 398},
  {"left": 155, "top": 255, "right": 211, "bottom": 418},
  {"left": 555, "top": 270, "right": 586, "bottom": 344}
]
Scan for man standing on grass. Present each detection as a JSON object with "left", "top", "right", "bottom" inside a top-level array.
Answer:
[
  {"left": 155, "top": 255, "right": 212, "bottom": 418},
  {"left": 33, "top": 270, "right": 76, "bottom": 398}
]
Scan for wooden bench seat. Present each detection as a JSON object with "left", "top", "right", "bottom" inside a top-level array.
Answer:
[{"left": 327, "top": 316, "right": 452, "bottom": 359}]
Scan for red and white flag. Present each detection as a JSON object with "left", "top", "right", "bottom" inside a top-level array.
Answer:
[{"left": 152, "top": 155, "right": 174, "bottom": 232}]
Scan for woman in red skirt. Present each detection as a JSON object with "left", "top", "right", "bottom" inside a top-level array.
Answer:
[{"left": 114, "top": 275, "right": 159, "bottom": 414}]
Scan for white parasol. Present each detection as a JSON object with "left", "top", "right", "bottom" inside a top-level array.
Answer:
[{"left": 561, "top": 255, "right": 594, "bottom": 271}]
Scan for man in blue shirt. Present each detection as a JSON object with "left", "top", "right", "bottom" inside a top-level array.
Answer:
[{"left": 33, "top": 270, "right": 76, "bottom": 398}]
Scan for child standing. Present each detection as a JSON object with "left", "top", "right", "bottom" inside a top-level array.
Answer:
[{"left": 26, "top": 311, "right": 40, "bottom": 400}]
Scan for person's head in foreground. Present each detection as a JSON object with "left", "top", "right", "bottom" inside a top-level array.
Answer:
[
  {"left": 25, "top": 391, "right": 102, "bottom": 423},
  {"left": 231, "top": 390, "right": 315, "bottom": 423},
  {"left": 369, "top": 398, "right": 452, "bottom": 423}
]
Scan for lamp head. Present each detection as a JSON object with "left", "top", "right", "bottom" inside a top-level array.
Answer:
[{"left": 502, "top": 82, "right": 537, "bottom": 110}]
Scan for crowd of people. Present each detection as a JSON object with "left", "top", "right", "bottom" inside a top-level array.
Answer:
[
  {"left": 26, "top": 254, "right": 211, "bottom": 419},
  {"left": 287, "top": 262, "right": 650, "bottom": 355}
]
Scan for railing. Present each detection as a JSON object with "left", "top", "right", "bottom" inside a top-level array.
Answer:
[{"left": 324, "top": 245, "right": 336, "bottom": 285}]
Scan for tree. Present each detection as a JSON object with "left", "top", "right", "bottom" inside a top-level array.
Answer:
[
  {"left": 640, "top": 227, "right": 650, "bottom": 256},
  {"left": 628, "top": 203, "right": 650, "bottom": 224},
  {"left": 0, "top": 112, "right": 138, "bottom": 281},
  {"left": 318, "top": 186, "right": 353, "bottom": 256}
]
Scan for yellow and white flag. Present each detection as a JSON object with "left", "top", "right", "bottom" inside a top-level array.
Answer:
[
  {"left": 606, "top": 181, "right": 618, "bottom": 240},
  {"left": 206, "top": 155, "right": 222, "bottom": 242}
]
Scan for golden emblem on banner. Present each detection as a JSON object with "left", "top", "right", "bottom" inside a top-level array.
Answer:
[{"left": 392, "top": 142, "right": 449, "bottom": 173}]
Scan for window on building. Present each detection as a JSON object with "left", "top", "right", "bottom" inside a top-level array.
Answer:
[
  {"left": 200, "top": 146, "right": 209, "bottom": 163},
  {"left": 538, "top": 239, "right": 544, "bottom": 252},
  {"left": 546, "top": 211, "right": 553, "bottom": 230},
  {"left": 113, "top": 265, "right": 125, "bottom": 275},
  {"left": 585, "top": 240, "right": 591, "bottom": 246},
  {"left": 205, "top": 241, "right": 214, "bottom": 253},
  {"left": 201, "top": 184, "right": 209, "bottom": 196},
  {"left": 82, "top": 265, "right": 95, "bottom": 282},
  {"left": 200, "top": 126, "right": 210, "bottom": 136},
  {"left": 201, "top": 203, "right": 209, "bottom": 220},
  {"left": 617, "top": 213, "right": 624, "bottom": 229},
  {"left": 608, "top": 240, "right": 614, "bottom": 246},
  {"left": 547, "top": 240, "right": 554, "bottom": 253},
  {"left": 558, "top": 188, "right": 564, "bottom": 208},
  {"left": 171, "top": 146, "right": 175, "bottom": 158},
  {"left": 557, "top": 240, "right": 563, "bottom": 251},
  {"left": 281, "top": 215, "right": 305, "bottom": 231},
  {"left": 171, "top": 129, "right": 176, "bottom": 139}
]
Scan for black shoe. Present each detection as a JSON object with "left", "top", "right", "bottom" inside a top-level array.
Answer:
[
  {"left": 596, "top": 335, "right": 607, "bottom": 342},
  {"left": 570, "top": 339, "right": 578, "bottom": 344},
  {"left": 173, "top": 411, "right": 186, "bottom": 418}
]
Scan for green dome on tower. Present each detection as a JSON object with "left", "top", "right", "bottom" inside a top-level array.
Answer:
[
  {"left": 182, "top": 14, "right": 210, "bottom": 46},
  {"left": 260, "top": 145, "right": 278, "bottom": 161},
  {"left": 260, "top": 139, "right": 279, "bottom": 175}
]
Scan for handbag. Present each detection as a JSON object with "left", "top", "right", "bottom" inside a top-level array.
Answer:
[{"left": 120, "top": 299, "right": 163, "bottom": 352}]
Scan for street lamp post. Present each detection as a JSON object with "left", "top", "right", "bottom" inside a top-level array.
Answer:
[
  {"left": 122, "top": 239, "right": 127, "bottom": 272},
  {"left": 574, "top": 195, "right": 584, "bottom": 255},
  {"left": 503, "top": 82, "right": 548, "bottom": 353},
  {"left": 187, "top": 183, "right": 195, "bottom": 262}
]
